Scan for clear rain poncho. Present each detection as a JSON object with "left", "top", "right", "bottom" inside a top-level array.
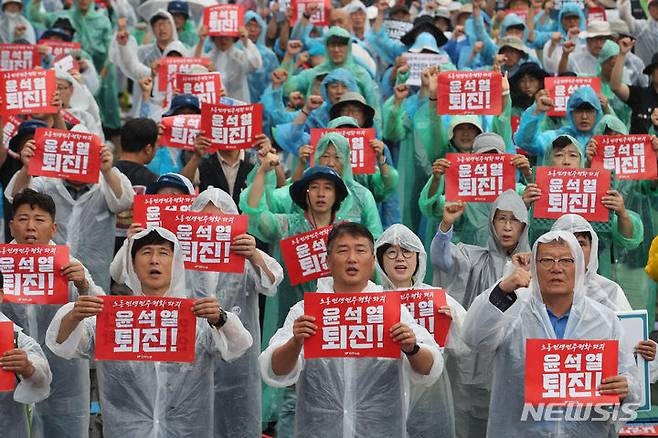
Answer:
[
  {"left": 462, "top": 231, "right": 641, "bottom": 437},
  {"left": 242, "top": 11, "right": 278, "bottom": 104},
  {"left": 259, "top": 277, "right": 444, "bottom": 438},
  {"left": 374, "top": 223, "right": 468, "bottom": 438},
  {"left": 187, "top": 188, "right": 284, "bottom": 438},
  {"left": 45, "top": 227, "right": 253, "bottom": 438},
  {"left": 0, "top": 312, "right": 52, "bottom": 438},
  {"left": 55, "top": 69, "right": 104, "bottom": 141}
]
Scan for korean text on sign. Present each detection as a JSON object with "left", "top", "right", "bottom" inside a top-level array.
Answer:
[
  {"left": 133, "top": 194, "right": 195, "bottom": 228},
  {"left": 525, "top": 339, "right": 619, "bottom": 406},
  {"left": 174, "top": 72, "right": 222, "bottom": 105},
  {"left": 161, "top": 212, "right": 248, "bottom": 273},
  {"left": 533, "top": 167, "right": 611, "bottom": 222},
  {"left": 0, "top": 244, "right": 69, "bottom": 305},
  {"left": 0, "top": 69, "right": 57, "bottom": 115},
  {"left": 544, "top": 77, "right": 601, "bottom": 117},
  {"left": 160, "top": 115, "right": 202, "bottom": 151},
  {"left": 2, "top": 115, "right": 22, "bottom": 149},
  {"left": 444, "top": 153, "right": 516, "bottom": 202},
  {"left": 591, "top": 135, "right": 658, "bottom": 181},
  {"left": 158, "top": 57, "right": 210, "bottom": 93},
  {"left": 0, "top": 322, "right": 14, "bottom": 391},
  {"left": 0, "top": 44, "right": 40, "bottom": 71},
  {"left": 304, "top": 292, "right": 402, "bottom": 359},
  {"left": 383, "top": 20, "right": 413, "bottom": 41},
  {"left": 401, "top": 53, "right": 451, "bottom": 87},
  {"left": 400, "top": 289, "right": 451, "bottom": 347},
  {"left": 437, "top": 71, "right": 503, "bottom": 115},
  {"left": 204, "top": 4, "right": 244, "bottom": 37},
  {"left": 280, "top": 225, "right": 332, "bottom": 286},
  {"left": 95, "top": 296, "right": 197, "bottom": 362},
  {"left": 30, "top": 127, "right": 102, "bottom": 184},
  {"left": 291, "top": 0, "right": 330, "bottom": 26},
  {"left": 201, "top": 103, "right": 263, "bottom": 150},
  {"left": 37, "top": 40, "right": 81, "bottom": 57},
  {"left": 309, "top": 128, "right": 376, "bottom": 174}
]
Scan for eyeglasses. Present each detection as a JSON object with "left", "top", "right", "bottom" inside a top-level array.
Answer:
[
  {"left": 537, "top": 257, "right": 575, "bottom": 269},
  {"left": 384, "top": 248, "right": 415, "bottom": 260},
  {"left": 494, "top": 216, "right": 521, "bottom": 226}
]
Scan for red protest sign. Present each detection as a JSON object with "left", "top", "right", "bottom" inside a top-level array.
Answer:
[
  {"left": 203, "top": 4, "right": 244, "bottom": 37},
  {"left": 620, "top": 425, "right": 658, "bottom": 436},
  {"left": 291, "top": 0, "right": 331, "bottom": 26},
  {"left": 52, "top": 54, "right": 79, "bottom": 74},
  {"left": 505, "top": 8, "right": 529, "bottom": 21},
  {"left": 586, "top": 7, "right": 606, "bottom": 26},
  {"left": 60, "top": 109, "right": 81, "bottom": 126},
  {"left": 544, "top": 77, "right": 601, "bottom": 117},
  {"left": 591, "top": 135, "right": 658, "bottom": 180},
  {"left": 280, "top": 226, "right": 332, "bottom": 286},
  {"left": 133, "top": 194, "right": 195, "bottom": 228},
  {"left": 158, "top": 57, "right": 210, "bottom": 93},
  {"left": 30, "top": 128, "right": 101, "bottom": 184},
  {"left": 309, "top": 128, "right": 376, "bottom": 174},
  {"left": 0, "top": 44, "right": 40, "bottom": 71},
  {"left": 95, "top": 296, "right": 197, "bottom": 363},
  {"left": 174, "top": 72, "right": 222, "bottom": 105},
  {"left": 160, "top": 115, "right": 202, "bottom": 151},
  {"left": 444, "top": 153, "right": 516, "bottom": 202},
  {"left": 533, "top": 167, "right": 611, "bottom": 222},
  {"left": 0, "top": 321, "right": 14, "bottom": 391},
  {"left": 400, "top": 289, "right": 451, "bottom": 347},
  {"left": 303, "top": 292, "right": 402, "bottom": 359},
  {"left": 162, "top": 212, "right": 249, "bottom": 273},
  {"left": 437, "top": 71, "right": 502, "bottom": 115},
  {"left": 2, "top": 115, "right": 22, "bottom": 150},
  {"left": 37, "top": 40, "right": 81, "bottom": 58},
  {"left": 200, "top": 103, "right": 262, "bottom": 150},
  {"left": 525, "top": 339, "right": 619, "bottom": 406},
  {"left": 0, "top": 244, "right": 69, "bottom": 305},
  {"left": 0, "top": 69, "right": 57, "bottom": 115}
]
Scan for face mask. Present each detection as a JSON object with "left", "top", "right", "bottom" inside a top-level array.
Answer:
[{"left": 4, "top": 11, "right": 20, "bottom": 18}]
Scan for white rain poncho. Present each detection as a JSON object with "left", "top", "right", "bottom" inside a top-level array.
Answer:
[
  {"left": 2, "top": 241, "right": 102, "bottom": 438},
  {"left": 462, "top": 231, "right": 641, "bottom": 437},
  {"left": 45, "top": 227, "right": 253, "bottom": 438},
  {"left": 5, "top": 168, "right": 134, "bottom": 291},
  {"left": 259, "top": 277, "right": 444, "bottom": 438},
  {"left": 0, "top": 312, "right": 51, "bottom": 438},
  {"left": 187, "top": 188, "right": 284, "bottom": 438},
  {"left": 0, "top": 9, "right": 36, "bottom": 44},
  {"left": 55, "top": 69, "right": 104, "bottom": 141},
  {"left": 205, "top": 35, "right": 262, "bottom": 102},
  {"left": 429, "top": 189, "right": 531, "bottom": 438},
  {"left": 374, "top": 224, "right": 468, "bottom": 438}
]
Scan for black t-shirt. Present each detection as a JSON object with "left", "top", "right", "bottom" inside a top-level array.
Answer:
[
  {"left": 626, "top": 85, "right": 658, "bottom": 134},
  {"left": 1, "top": 156, "right": 23, "bottom": 243}
]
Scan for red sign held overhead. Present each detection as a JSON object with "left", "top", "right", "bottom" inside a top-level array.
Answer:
[
  {"left": 160, "top": 115, "right": 202, "bottom": 151},
  {"left": 444, "top": 153, "right": 517, "bottom": 202},
  {"left": 280, "top": 226, "right": 332, "bottom": 286},
  {"left": 0, "top": 321, "right": 15, "bottom": 391},
  {"left": 303, "top": 292, "right": 402, "bottom": 359},
  {"left": 0, "top": 244, "right": 70, "bottom": 305},
  {"left": 0, "top": 44, "right": 40, "bottom": 71},
  {"left": 291, "top": 0, "right": 331, "bottom": 26},
  {"left": 161, "top": 212, "right": 248, "bottom": 273},
  {"left": 133, "top": 194, "right": 195, "bottom": 228},
  {"left": 203, "top": 4, "right": 244, "bottom": 37},
  {"left": 157, "top": 57, "right": 210, "bottom": 93},
  {"left": 30, "top": 128, "right": 102, "bottom": 184},
  {"left": 437, "top": 71, "right": 503, "bottom": 115},
  {"left": 174, "top": 72, "right": 222, "bottom": 105},
  {"left": 309, "top": 128, "right": 377, "bottom": 174},
  {"left": 525, "top": 339, "right": 619, "bottom": 406},
  {"left": 544, "top": 77, "right": 601, "bottom": 117},
  {"left": 586, "top": 7, "right": 607, "bottom": 26},
  {"left": 2, "top": 115, "right": 22, "bottom": 150},
  {"left": 0, "top": 69, "right": 57, "bottom": 115},
  {"left": 200, "top": 103, "right": 263, "bottom": 151},
  {"left": 37, "top": 40, "right": 81, "bottom": 58},
  {"left": 591, "top": 135, "right": 658, "bottom": 181},
  {"left": 533, "top": 167, "right": 611, "bottom": 222},
  {"left": 400, "top": 289, "right": 451, "bottom": 347},
  {"left": 95, "top": 296, "right": 197, "bottom": 363}
]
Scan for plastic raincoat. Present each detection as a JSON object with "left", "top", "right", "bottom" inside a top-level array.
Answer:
[
  {"left": 0, "top": 313, "right": 51, "bottom": 438},
  {"left": 462, "top": 231, "right": 641, "bottom": 437},
  {"left": 4, "top": 167, "right": 134, "bottom": 291},
  {"left": 647, "top": 236, "right": 658, "bottom": 281},
  {"left": 374, "top": 224, "right": 467, "bottom": 438},
  {"left": 188, "top": 188, "right": 284, "bottom": 438},
  {"left": 259, "top": 277, "right": 444, "bottom": 438},
  {"left": 178, "top": 19, "right": 199, "bottom": 49},
  {"left": 541, "top": 3, "right": 587, "bottom": 74},
  {"left": 597, "top": 40, "right": 632, "bottom": 127},
  {"left": 242, "top": 11, "right": 278, "bottom": 103},
  {"left": 45, "top": 227, "right": 253, "bottom": 438},
  {"left": 56, "top": 69, "right": 104, "bottom": 140},
  {"left": 0, "top": 10, "right": 36, "bottom": 44}
]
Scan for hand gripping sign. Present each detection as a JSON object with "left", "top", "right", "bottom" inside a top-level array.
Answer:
[
  {"left": 200, "top": 103, "right": 263, "bottom": 151},
  {"left": 444, "top": 153, "right": 517, "bottom": 202},
  {"left": 174, "top": 72, "right": 222, "bottom": 105},
  {"left": 309, "top": 128, "right": 376, "bottom": 174},
  {"left": 95, "top": 296, "right": 197, "bottom": 362},
  {"left": 304, "top": 292, "right": 402, "bottom": 359},
  {"left": 291, "top": 0, "right": 330, "bottom": 26},
  {"left": 0, "top": 44, "right": 40, "bottom": 71},
  {"left": 400, "top": 289, "right": 451, "bottom": 347},
  {"left": 161, "top": 211, "right": 249, "bottom": 273},
  {"left": 160, "top": 115, "right": 202, "bottom": 151},
  {"left": 402, "top": 53, "right": 451, "bottom": 87},
  {"left": 280, "top": 225, "right": 332, "bottom": 286},
  {"left": 0, "top": 322, "right": 15, "bottom": 391},
  {"left": 591, "top": 135, "right": 658, "bottom": 181},
  {"left": 203, "top": 4, "right": 244, "bottom": 37},
  {"left": 133, "top": 194, "right": 196, "bottom": 229},
  {"left": 525, "top": 339, "right": 619, "bottom": 406},
  {"left": 0, "top": 244, "right": 70, "bottom": 305},
  {"left": 533, "top": 167, "right": 611, "bottom": 222},
  {"left": 544, "top": 77, "right": 601, "bottom": 117},
  {"left": 30, "top": 127, "right": 102, "bottom": 184},
  {"left": 0, "top": 69, "right": 57, "bottom": 116},
  {"left": 437, "top": 71, "right": 503, "bottom": 115}
]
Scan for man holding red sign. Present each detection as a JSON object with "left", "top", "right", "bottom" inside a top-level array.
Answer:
[
  {"left": 260, "top": 223, "right": 442, "bottom": 438},
  {"left": 462, "top": 231, "right": 639, "bottom": 436},
  {"left": 47, "top": 227, "right": 252, "bottom": 438}
]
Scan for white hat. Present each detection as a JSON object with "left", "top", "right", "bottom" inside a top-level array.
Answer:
[
  {"left": 579, "top": 20, "right": 613, "bottom": 39},
  {"left": 1, "top": 0, "right": 22, "bottom": 6}
]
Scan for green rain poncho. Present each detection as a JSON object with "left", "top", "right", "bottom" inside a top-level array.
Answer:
[
  {"left": 178, "top": 19, "right": 199, "bottom": 48},
  {"left": 598, "top": 40, "right": 632, "bottom": 127}
]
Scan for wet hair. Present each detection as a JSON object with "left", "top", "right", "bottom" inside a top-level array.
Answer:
[
  {"left": 121, "top": 118, "right": 159, "bottom": 153},
  {"left": 12, "top": 189, "right": 56, "bottom": 220},
  {"left": 574, "top": 231, "right": 592, "bottom": 243},
  {"left": 326, "top": 222, "right": 374, "bottom": 254},
  {"left": 551, "top": 135, "right": 576, "bottom": 152},
  {"left": 131, "top": 230, "right": 175, "bottom": 260}
]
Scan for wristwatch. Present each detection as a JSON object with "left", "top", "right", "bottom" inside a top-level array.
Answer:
[
  {"left": 403, "top": 344, "right": 421, "bottom": 356},
  {"left": 209, "top": 308, "right": 228, "bottom": 329}
]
